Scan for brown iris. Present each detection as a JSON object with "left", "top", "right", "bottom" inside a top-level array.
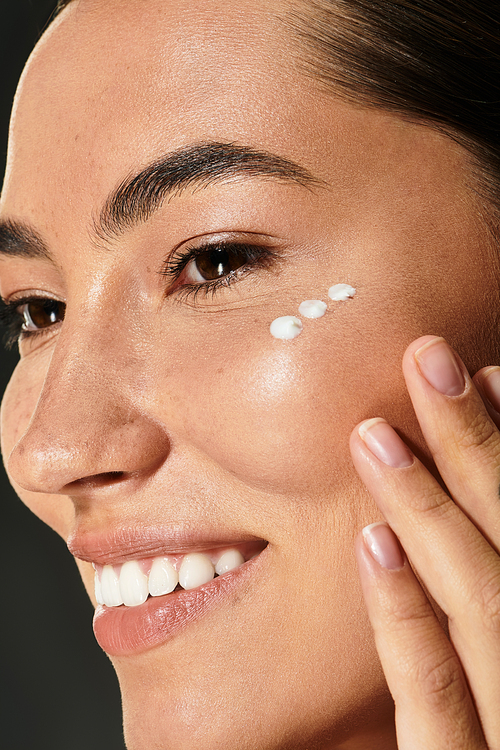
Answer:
[
  {"left": 194, "top": 245, "right": 248, "bottom": 281},
  {"left": 22, "top": 299, "right": 65, "bottom": 330}
]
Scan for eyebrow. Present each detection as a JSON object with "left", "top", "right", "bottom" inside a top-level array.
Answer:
[
  {"left": 95, "top": 141, "right": 323, "bottom": 241},
  {"left": 0, "top": 141, "right": 322, "bottom": 257},
  {"left": 0, "top": 219, "right": 52, "bottom": 261}
]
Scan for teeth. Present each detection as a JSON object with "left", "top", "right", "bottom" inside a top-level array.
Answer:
[
  {"left": 149, "top": 557, "right": 179, "bottom": 597},
  {"left": 95, "top": 547, "right": 250, "bottom": 607},
  {"left": 101, "top": 565, "right": 123, "bottom": 607},
  {"left": 215, "top": 549, "right": 245, "bottom": 575},
  {"left": 94, "top": 569, "right": 104, "bottom": 605},
  {"left": 178, "top": 553, "right": 215, "bottom": 590},
  {"left": 119, "top": 560, "right": 149, "bottom": 607}
]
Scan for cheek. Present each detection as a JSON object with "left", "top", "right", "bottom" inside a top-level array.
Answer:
[
  {"left": 172, "top": 314, "right": 415, "bottom": 496},
  {"left": 1, "top": 359, "right": 40, "bottom": 446},
  {"left": 1, "top": 354, "right": 73, "bottom": 538}
]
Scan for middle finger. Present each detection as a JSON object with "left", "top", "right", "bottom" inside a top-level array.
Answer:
[{"left": 402, "top": 335, "right": 500, "bottom": 551}]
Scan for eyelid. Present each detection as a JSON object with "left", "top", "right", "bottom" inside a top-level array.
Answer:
[
  {"left": 160, "top": 237, "right": 282, "bottom": 302},
  {"left": 0, "top": 293, "right": 66, "bottom": 350},
  {"left": 161, "top": 231, "right": 284, "bottom": 275},
  {"left": 2, "top": 289, "right": 65, "bottom": 306},
  {"left": 169, "top": 230, "right": 284, "bottom": 254}
]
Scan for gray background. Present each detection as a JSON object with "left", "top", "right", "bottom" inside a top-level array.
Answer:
[{"left": 1, "top": 2, "right": 126, "bottom": 748}]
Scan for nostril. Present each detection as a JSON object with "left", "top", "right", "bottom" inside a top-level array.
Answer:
[
  {"left": 68, "top": 471, "right": 127, "bottom": 490},
  {"left": 108, "top": 471, "right": 125, "bottom": 480},
  {"left": 6, "top": 393, "right": 171, "bottom": 494}
]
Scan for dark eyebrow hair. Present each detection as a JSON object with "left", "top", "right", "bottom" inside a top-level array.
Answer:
[
  {"left": 0, "top": 142, "right": 322, "bottom": 256},
  {"left": 0, "top": 218, "right": 52, "bottom": 260},
  {"left": 95, "top": 141, "right": 323, "bottom": 241}
]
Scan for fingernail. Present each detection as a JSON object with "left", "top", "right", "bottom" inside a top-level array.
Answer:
[
  {"left": 358, "top": 418, "right": 414, "bottom": 468},
  {"left": 362, "top": 523, "right": 405, "bottom": 570},
  {"left": 415, "top": 338, "right": 465, "bottom": 397},
  {"left": 480, "top": 367, "right": 500, "bottom": 413}
]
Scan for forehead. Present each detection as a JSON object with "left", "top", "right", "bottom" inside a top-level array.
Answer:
[
  {"left": 2, "top": 0, "right": 330, "bottom": 222},
  {"left": 7, "top": 0, "right": 298, "bottom": 174},
  {"left": 1, "top": 0, "right": 471, "bottom": 242}
]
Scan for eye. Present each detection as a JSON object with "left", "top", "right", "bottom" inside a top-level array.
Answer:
[
  {"left": 161, "top": 239, "right": 281, "bottom": 302},
  {"left": 183, "top": 244, "right": 249, "bottom": 283},
  {"left": 19, "top": 299, "right": 66, "bottom": 332}
]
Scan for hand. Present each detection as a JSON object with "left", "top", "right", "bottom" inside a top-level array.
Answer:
[{"left": 351, "top": 335, "right": 500, "bottom": 749}]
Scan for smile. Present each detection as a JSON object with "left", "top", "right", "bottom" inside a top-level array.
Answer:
[
  {"left": 89, "top": 538, "right": 268, "bottom": 655},
  {"left": 94, "top": 541, "right": 265, "bottom": 608}
]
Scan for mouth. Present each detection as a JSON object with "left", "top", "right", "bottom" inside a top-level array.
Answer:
[
  {"left": 93, "top": 540, "right": 266, "bottom": 607},
  {"left": 79, "top": 536, "right": 268, "bottom": 656}
]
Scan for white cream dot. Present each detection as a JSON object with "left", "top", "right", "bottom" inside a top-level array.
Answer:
[
  {"left": 298, "top": 300, "right": 327, "bottom": 319},
  {"left": 270, "top": 316, "right": 303, "bottom": 340},
  {"left": 328, "top": 284, "right": 356, "bottom": 301}
]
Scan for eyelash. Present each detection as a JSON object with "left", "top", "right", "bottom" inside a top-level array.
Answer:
[
  {"left": 0, "top": 296, "right": 65, "bottom": 350},
  {"left": 0, "top": 240, "right": 279, "bottom": 348},
  {"left": 160, "top": 240, "right": 279, "bottom": 302}
]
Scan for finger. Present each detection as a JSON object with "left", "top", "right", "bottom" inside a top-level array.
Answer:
[
  {"left": 350, "top": 420, "right": 500, "bottom": 746},
  {"left": 355, "top": 524, "right": 486, "bottom": 750},
  {"left": 474, "top": 366, "right": 500, "bottom": 431},
  {"left": 402, "top": 336, "right": 500, "bottom": 551}
]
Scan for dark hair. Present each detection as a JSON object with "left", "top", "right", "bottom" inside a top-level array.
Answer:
[
  {"left": 283, "top": 1, "right": 500, "bottom": 220},
  {"left": 54, "top": 0, "right": 500, "bottom": 218}
]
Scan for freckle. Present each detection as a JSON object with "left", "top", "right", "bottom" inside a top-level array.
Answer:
[
  {"left": 298, "top": 300, "right": 327, "bottom": 319},
  {"left": 270, "top": 316, "right": 303, "bottom": 340},
  {"left": 328, "top": 284, "right": 356, "bottom": 301}
]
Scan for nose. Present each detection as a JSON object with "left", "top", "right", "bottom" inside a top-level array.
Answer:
[{"left": 6, "top": 324, "right": 171, "bottom": 496}]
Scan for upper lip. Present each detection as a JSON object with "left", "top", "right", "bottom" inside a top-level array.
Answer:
[{"left": 67, "top": 525, "right": 266, "bottom": 566}]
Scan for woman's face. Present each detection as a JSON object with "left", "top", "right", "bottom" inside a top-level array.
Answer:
[{"left": 1, "top": 1, "right": 498, "bottom": 748}]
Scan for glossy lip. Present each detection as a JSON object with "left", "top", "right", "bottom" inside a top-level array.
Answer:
[
  {"left": 93, "top": 547, "right": 269, "bottom": 656},
  {"left": 68, "top": 525, "right": 266, "bottom": 566}
]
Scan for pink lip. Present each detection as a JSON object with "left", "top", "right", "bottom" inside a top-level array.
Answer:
[
  {"left": 68, "top": 525, "right": 265, "bottom": 565},
  {"left": 92, "top": 552, "right": 267, "bottom": 655}
]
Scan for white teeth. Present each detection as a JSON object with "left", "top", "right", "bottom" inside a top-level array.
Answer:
[
  {"left": 94, "top": 569, "right": 104, "bottom": 605},
  {"left": 101, "top": 565, "right": 123, "bottom": 607},
  {"left": 148, "top": 557, "right": 179, "bottom": 597},
  {"left": 96, "top": 546, "right": 251, "bottom": 607},
  {"left": 119, "top": 560, "right": 149, "bottom": 607},
  {"left": 215, "top": 549, "right": 245, "bottom": 575},
  {"left": 178, "top": 553, "right": 215, "bottom": 590}
]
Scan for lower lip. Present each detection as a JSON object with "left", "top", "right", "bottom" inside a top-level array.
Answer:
[{"left": 93, "top": 552, "right": 266, "bottom": 656}]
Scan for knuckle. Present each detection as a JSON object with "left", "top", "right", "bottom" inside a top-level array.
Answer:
[
  {"left": 456, "top": 410, "right": 500, "bottom": 458},
  {"left": 404, "top": 482, "right": 455, "bottom": 519},
  {"left": 385, "top": 593, "right": 434, "bottom": 628},
  {"left": 472, "top": 570, "right": 500, "bottom": 634},
  {"left": 409, "top": 650, "right": 468, "bottom": 712}
]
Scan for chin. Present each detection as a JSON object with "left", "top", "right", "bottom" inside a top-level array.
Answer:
[{"left": 107, "top": 566, "right": 394, "bottom": 750}]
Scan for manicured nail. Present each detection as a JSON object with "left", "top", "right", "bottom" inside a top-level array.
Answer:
[
  {"left": 415, "top": 337, "right": 465, "bottom": 396},
  {"left": 362, "top": 523, "right": 405, "bottom": 570},
  {"left": 480, "top": 366, "right": 500, "bottom": 413},
  {"left": 358, "top": 418, "right": 414, "bottom": 468}
]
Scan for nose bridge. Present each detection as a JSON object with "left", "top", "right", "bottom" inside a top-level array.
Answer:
[{"left": 7, "top": 303, "right": 170, "bottom": 494}]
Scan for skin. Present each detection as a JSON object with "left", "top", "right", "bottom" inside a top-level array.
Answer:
[{"left": 1, "top": 0, "right": 499, "bottom": 748}]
